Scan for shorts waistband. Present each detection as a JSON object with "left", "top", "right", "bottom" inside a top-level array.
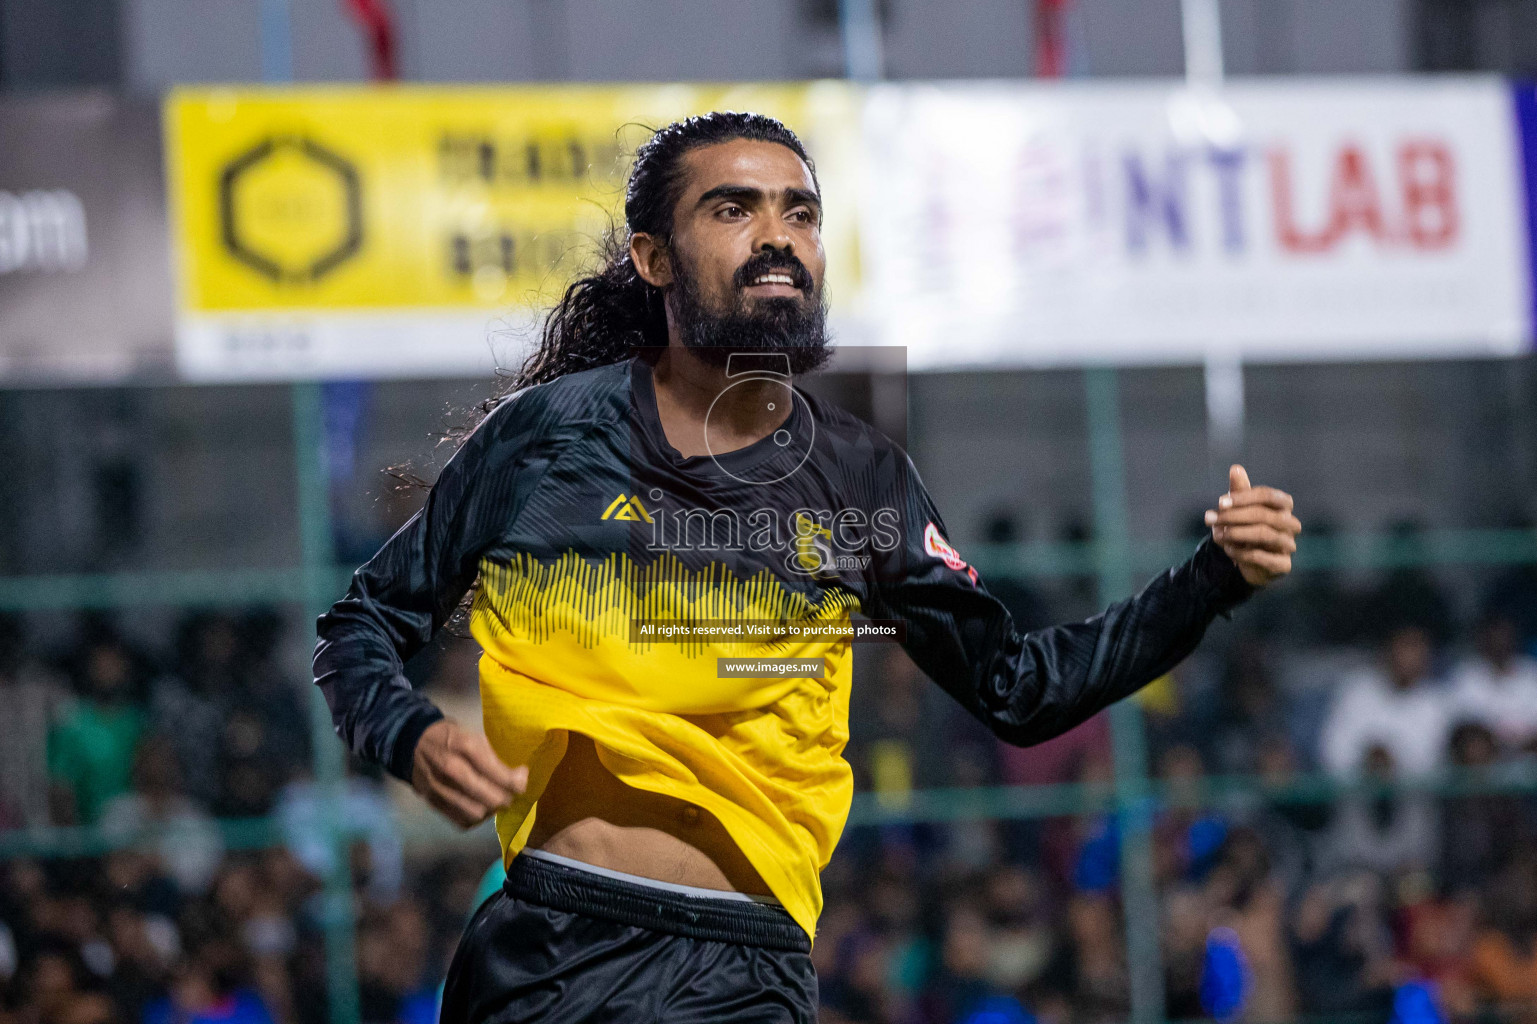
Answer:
[{"left": 505, "top": 853, "right": 810, "bottom": 953}]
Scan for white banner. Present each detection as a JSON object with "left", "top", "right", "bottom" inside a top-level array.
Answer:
[{"left": 854, "top": 78, "right": 1532, "bottom": 368}]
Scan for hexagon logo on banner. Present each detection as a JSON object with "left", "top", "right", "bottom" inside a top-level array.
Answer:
[{"left": 218, "top": 135, "right": 362, "bottom": 284}]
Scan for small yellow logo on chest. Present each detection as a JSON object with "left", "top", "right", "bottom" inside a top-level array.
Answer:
[{"left": 601, "top": 493, "right": 655, "bottom": 523}]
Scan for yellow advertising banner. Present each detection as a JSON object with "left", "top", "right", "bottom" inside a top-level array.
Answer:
[{"left": 166, "top": 84, "right": 860, "bottom": 379}]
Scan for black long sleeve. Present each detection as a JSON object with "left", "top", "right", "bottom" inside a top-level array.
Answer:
[
  {"left": 312, "top": 394, "right": 542, "bottom": 781},
  {"left": 874, "top": 461, "right": 1253, "bottom": 748}
]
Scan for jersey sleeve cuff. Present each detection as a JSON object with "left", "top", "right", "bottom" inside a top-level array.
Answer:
[
  {"left": 387, "top": 702, "right": 446, "bottom": 784},
  {"left": 1192, "top": 537, "right": 1255, "bottom": 616}
]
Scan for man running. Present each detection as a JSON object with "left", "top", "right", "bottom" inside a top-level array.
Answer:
[{"left": 314, "top": 112, "right": 1302, "bottom": 1023}]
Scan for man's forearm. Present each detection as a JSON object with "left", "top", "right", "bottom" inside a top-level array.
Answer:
[
  {"left": 969, "top": 539, "right": 1251, "bottom": 747},
  {"left": 313, "top": 614, "right": 444, "bottom": 782}
]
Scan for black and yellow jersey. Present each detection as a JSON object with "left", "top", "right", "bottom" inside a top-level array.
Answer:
[{"left": 314, "top": 355, "right": 1252, "bottom": 939}]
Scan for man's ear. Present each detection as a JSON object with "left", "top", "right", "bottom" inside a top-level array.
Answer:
[{"left": 630, "top": 233, "right": 673, "bottom": 289}]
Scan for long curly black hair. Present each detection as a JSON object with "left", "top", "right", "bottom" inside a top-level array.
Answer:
[{"left": 505, "top": 111, "right": 818, "bottom": 394}]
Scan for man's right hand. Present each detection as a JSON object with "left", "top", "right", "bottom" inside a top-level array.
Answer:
[{"left": 411, "top": 719, "right": 528, "bottom": 828}]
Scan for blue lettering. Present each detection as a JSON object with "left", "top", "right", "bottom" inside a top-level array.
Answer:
[
  {"left": 1207, "top": 147, "right": 1248, "bottom": 254},
  {"left": 1123, "top": 150, "right": 1191, "bottom": 254}
]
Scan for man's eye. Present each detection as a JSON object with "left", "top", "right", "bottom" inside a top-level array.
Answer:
[
  {"left": 720, "top": 205, "right": 746, "bottom": 218},
  {"left": 790, "top": 210, "right": 814, "bottom": 224}
]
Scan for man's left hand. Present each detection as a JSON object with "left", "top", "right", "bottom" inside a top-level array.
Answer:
[{"left": 1204, "top": 464, "right": 1301, "bottom": 588}]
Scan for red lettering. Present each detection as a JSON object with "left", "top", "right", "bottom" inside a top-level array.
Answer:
[
  {"left": 1324, "top": 144, "right": 1387, "bottom": 245},
  {"left": 1271, "top": 144, "right": 1389, "bottom": 253},
  {"left": 1399, "top": 139, "right": 1458, "bottom": 249},
  {"left": 1269, "top": 148, "right": 1329, "bottom": 253}
]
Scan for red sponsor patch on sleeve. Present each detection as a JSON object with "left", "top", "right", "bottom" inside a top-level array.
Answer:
[{"left": 924, "top": 522, "right": 978, "bottom": 585}]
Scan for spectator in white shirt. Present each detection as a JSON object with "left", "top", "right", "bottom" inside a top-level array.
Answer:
[
  {"left": 1321, "top": 624, "right": 1452, "bottom": 779},
  {"left": 1449, "top": 612, "right": 1537, "bottom": 749},
  {"left": 1323, "top": 745, "right": 1439, "bottom": 876}
]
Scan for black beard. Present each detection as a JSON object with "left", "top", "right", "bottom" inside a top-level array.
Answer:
[{"left": 668, "top": 249, "right": 832, "bottom": 376}]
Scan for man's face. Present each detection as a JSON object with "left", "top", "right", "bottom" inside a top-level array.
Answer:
[
  {"left": 1385, "top": 625, "right": 1431, "bottom": 688},
  {"left": 659, "top": 139, "right": 830, "bottom": 372}
]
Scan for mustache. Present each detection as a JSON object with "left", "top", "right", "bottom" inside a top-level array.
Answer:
[{"left": 733, "top": 251, "right": 813, "bottom": 293}]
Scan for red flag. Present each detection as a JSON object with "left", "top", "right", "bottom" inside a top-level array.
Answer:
[
  {"left": 1035, "top": 0, "right": 1072, "bottom": 79},
  {"left": 344, "top": 0, "right": 398, "bottom": 81}
]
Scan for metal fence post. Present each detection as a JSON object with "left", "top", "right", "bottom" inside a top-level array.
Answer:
[
  {"left": 1084, "top": 367, "right": 1165, "bottom": 1024},
  {"left": 292, "top": 382, "right": 361, "bottom": 1024}
]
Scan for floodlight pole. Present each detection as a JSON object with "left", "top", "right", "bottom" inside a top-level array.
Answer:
[
  {"left": 1078, "top": 11, "right": 1234, "bottom": 1024},
  {"left": 838, "top": 0, "right": 884, "bottom": 81},
  {"left": 1182, "top": 0, "right": 1225, "bottom": 86},
  {"left": 260, "top": 0, "right": 295, "bottom": 84},
  {"left": 1086, "top": 10, "right": 1236, "bottom": 1024},
  {"left": 261, "top": 1, "right": 362, "bottom": 1020},
  {"left": 1182, "top": 0, "right": 1246, "bottom": 463}
]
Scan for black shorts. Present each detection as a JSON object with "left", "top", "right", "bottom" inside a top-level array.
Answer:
[{"left": 440, "top": 854, "right": 818, "bottom": 1024}]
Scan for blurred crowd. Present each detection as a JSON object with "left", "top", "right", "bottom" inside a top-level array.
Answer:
[
  {"left": 0, "top": 608, "right": 488, "bottom": 1024},
  {"left": 2, "top": 548, "right": 1537, "bottom": 1024},
  {"left": 818, "top": 551, "right": 1537, "bottom": 1024},
  {"left": 0, "top": 611, "right": 311, "bottom": 832},
  {"left": 0, "top": 842, "right": 493, "bottom": 1024}
]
